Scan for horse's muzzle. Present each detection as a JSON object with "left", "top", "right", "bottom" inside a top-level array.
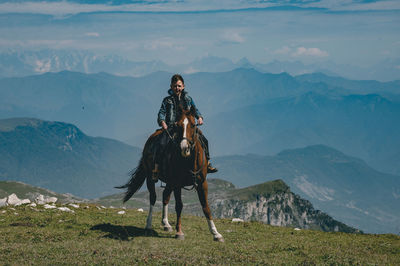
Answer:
[{"left": 180, "top": 139, "right": 191, "bottom": 158}]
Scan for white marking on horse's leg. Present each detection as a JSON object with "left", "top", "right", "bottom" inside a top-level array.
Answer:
[
  {"left": 145, "top": 204, "right": 154, "bottom": 230},
  {"left": 207, "top": 219, "right": 223, "bottom": 240},
  {"left": 162, "top": 204, "right": 172, "bottom": 231}
]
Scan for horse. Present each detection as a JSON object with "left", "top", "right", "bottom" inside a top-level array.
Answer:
[{"left": 116, "top": 106, "right": 224, "bottom": 242}]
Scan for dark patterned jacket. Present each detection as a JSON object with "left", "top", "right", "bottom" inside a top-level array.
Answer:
[{"left": 157, "top": 89, "right": 202, "bottom": 127}]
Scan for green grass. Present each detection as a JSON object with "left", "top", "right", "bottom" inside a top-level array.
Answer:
[{"left": 0, "top": 204, "right": 399, "bottom": 265}]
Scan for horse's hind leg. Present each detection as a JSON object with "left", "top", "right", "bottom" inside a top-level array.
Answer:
[
  {"left": 162, "top": 186, "right": 173, "bottom": 232},
  {"left": 197, "top": 181, "right": 224, "bottom": 242},
  {"left": 174, "top": 188, "right": 184, "bottom": 240},
  {"left": 145, "top": 177, "right": 156, "bottom": 230}
]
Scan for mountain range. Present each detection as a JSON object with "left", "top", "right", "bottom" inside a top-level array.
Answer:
[
  {"left": 1, "top": 69, "right": 399, "bottom": 175},
  {"left": 0, "top": 118, "right": 141, "bottom": 198},
  {"left": 0, "top": 117, "right": 398, "bottom": 233},
  {"left": 1, "top": 49, "right": 400, "bottom": 82}
]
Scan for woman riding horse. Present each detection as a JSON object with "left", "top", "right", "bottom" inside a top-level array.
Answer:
[
  {"left": 116, "top": 100, "right": 224, "bottom": 242},
  {"left": 152, "top": 74, "right": 217, "bottom": 181}
]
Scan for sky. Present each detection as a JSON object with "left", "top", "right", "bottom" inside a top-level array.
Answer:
[{"left": 0, "top": 0, "right": 399, "bottom": 66}]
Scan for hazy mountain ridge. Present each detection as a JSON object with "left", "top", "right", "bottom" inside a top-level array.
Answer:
[
  {"left": 0, "top": 50, "right": 169, "bottom": 78},
  {"left": 0, "top": 117, "right": 141, "bottom": 198},
  {"left": 1, "top": 69, "right": 399, "bottom": 175},
  {"left": 1, "top": 50, "right": 399, "bottom": 81},
  {"left": 207, "top": 90, "right": 400, "bottom": 175}
]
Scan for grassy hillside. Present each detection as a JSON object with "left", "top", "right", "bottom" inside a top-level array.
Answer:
[
  {"left": 0, "top": 203, "right": 399, "bottom": 264},
  {"left": 0, "top": 181, "right": 83, "bottom": 203}
]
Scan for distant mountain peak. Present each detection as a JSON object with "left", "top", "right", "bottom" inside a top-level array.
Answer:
[{"left": 277, "top": 144, "right": 346, "bottom": 158}]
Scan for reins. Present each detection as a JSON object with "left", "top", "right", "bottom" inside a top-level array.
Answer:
[{"left": 184, "top": 123, "right": 206, "bottom": 191}]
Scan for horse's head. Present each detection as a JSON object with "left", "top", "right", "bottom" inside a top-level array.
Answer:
[{"left": 176, "top": 106, "right": 197, "bottom": 158}]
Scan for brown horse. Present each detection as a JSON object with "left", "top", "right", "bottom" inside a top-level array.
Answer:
[{"left": 116, "top": 106, "right": 224, "bottom": 242}]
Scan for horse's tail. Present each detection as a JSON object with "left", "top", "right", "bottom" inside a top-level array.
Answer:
[{"left": 115, "top": 157, "right": 147, "bottom": 203}]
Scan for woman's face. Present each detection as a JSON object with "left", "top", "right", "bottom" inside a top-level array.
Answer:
[{"left": 171, "top": 80, "right": 184, "bottom": 96}]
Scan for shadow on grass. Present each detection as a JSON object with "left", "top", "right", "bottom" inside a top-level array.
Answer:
[{"left": 90, "top": 223, "right": 169, "bottom": 241}]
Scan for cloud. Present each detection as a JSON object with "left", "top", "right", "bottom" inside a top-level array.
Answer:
[
  {"left": 306, "top": 0, "right": 400, "bottom": 11},
  {"left": 221, "top": 31, "right": 245, "bottom": 44},
  {"left": 292, "top": 47, "right": 329, "bottom": 57},
  {"left": 273, "top": 46, "right": 291, "bottom": 55},
  {"left": 273, "top": 45, "right": 329, "bottom": 58},
  {"left": 0, "top": 1, "right": 275, "bottom": 16},
  {"left": 2, "top": 0, "right": 398, "bottom": 17},
  {"left": 85, "top": 32, "right": 100, "bottom": 37},
  {"left": 144, "top": 37, "right": 186, "bottom": 51}
]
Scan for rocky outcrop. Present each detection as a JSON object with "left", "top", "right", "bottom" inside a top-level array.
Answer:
[
  {"left": 211, "top": 180, "right": 360, "bottom": 233},
  {"left": 0, "top": 193, "right": 57, "bottom": 207}
]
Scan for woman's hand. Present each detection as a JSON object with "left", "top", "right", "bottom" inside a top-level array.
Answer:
[
  {"left": 161, "top": 121, "right": 168, "bottom": 130},
  {"left": 198, "top": 117, "right": 203, "bottom": 125}
]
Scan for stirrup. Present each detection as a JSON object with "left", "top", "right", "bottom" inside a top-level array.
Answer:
[{"left": 207, "top": 162, "right": 218, "bottom": 173}]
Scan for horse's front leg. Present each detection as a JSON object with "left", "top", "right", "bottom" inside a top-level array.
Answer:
[
  {"left": 162, "top": 186, "right": 173, "bottom": 232},
  {"left": 174, "top": 188, "right": 184, "bottom": 240},
  {"left": 145, "top": 177, "right": 156, "bottom": 230},
  {"left": 197, "top": 180, "right": 224, "bottom": 242}
]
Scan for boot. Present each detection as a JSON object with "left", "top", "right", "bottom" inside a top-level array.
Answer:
[
  {"left": 152, "top": 164, "right": 160, "bottom": 181},
  {"left": 207, "top": 161, "right": 218, "bottom": 173}
]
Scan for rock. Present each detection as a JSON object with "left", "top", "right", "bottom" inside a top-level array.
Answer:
[
  {"left": 69, "top": 203, "right": 80, "bottom": 209},
  {"left": 6, "top": 193, "right": 21, "bottom": 205},
  {"left": 58, "top": 207, "right": 74, "bottom": 213},
  {"left": 46, "top": 197, "right": 58, "bottom": 204},
  {"left": 232, "top": 218, "right": 244, "bottom": 222},
  {"left": 43, "top": 204, "right": 57, "bottom": 209},
  {"left": 15, "top": 199, "right": 31, "bottom": 206},
  {"left": 294, "top": 228, "right": 301, "bottom": 231},
  {"left": 137, "top": 208, "right": 144, "bottom": 212},
  {"left": 30, "top": 203, "right": 37, "bottom": 207},
  {"left": 35, "top": 194, "right": 58, "bottom": 205},
  {"left": 35, "top": 195, "right": 45, "bottom": 204},
  {"left": 118, "top": 211, "right": 126, "bottom": 215}
]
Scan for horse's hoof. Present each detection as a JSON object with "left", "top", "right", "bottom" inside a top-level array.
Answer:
[
  {"left": 214, "top": 236, "right": 224, "bottom": 242},
  {"left": 175, "top": 234, "right": 185, "bottom": 240},
  {"left": 164, "top": 226, "right": 173, "bottom": 232}
]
